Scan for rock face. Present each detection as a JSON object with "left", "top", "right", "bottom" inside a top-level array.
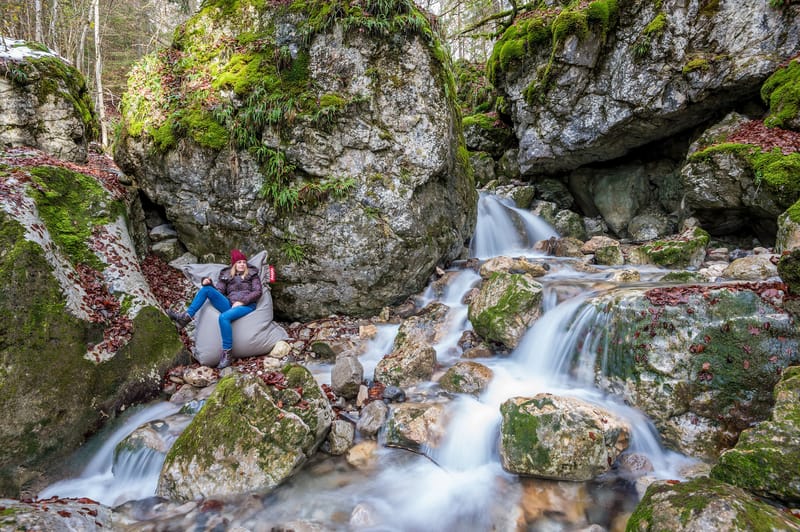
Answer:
[
  {"left": 158, "top": 368, "right": 334, "bottom": 501},
  {"left": 113, "top": 0, "right": 476, "bottom": 320},
  {"left": 711, "top": 365, "right": 800, "bottom": 505},
  {"left": 468, "top": 271, "right": 543, "bottom": 349},
  {"left": 584, "top": 284, "right": 799, "bottom": 459},
  {"left": 499, "top": 394, "right": 630, "bottom": 481},
  {"left": 0, "top": 38, "right": 97, "bottom": 162},
  {"left": 0, "top": 156, "right": 184, "bottom": 497},
  {"left": 489, "top": 0, "right": 800, "bottom": 175}
]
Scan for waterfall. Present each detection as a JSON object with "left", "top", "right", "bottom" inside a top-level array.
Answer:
[
  {"left": 469, "top": 192, "right": 558, "bottom": 259},
  {"left": 39, "top": 193, "right": 694, "bottom": 529}
]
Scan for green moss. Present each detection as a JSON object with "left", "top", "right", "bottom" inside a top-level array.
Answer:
[
  {"left": 643, "top": 12, "right": 666, "bottom": 36},
  {"left": 28, "top": 165, "right": 124, "bottom": 270},
  {"left": 761, "top": 59, "right": 800, "bottom": 129},
  {"left": 639, "top": 227, "right": 710, "bottom": 268},
  {"left": 683, "top": 57, "right": 710, "bottom": 75},
  {"left": 500, "top": 399, "right": 550, "bottom": 469},
  {"left": 786, "top": 198, "right": 800, "bottom": 223},
  {"left": 462, "top": 113, "right": 496, "bottom": 130},
  {"left": 182, "top": 109, "right": 229, "bottom": 150},
  {"left": 660, "top": 271, "right": 707, "bottom": 283},
  {"left": 487, "top": 0, "right": 618, "bottom": 88}
]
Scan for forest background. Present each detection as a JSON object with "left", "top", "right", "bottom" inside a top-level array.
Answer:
[{"left": 0, "top": 0, "right": 506, "bottom": 144}]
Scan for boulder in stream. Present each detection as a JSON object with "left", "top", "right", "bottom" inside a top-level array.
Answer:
[
  {"left": 157, "top": 367, "right": 333, "bottom": 500},
  {"left": 499, "top": 394, "right": 630, "bottom": 481}
]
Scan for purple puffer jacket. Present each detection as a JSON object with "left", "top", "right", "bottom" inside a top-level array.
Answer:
[{"left": 215, "top": 266, "right": 262, "bottom": 306}]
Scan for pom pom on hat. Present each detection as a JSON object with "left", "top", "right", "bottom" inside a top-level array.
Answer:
[{"left": 230, "top": 249, "right": 247, "bottom": 263}]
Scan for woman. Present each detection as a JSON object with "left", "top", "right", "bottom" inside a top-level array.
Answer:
[{"left": 167, "top": 249, "right": 262, "bottom": 369}]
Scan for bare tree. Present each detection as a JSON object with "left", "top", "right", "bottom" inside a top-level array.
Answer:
[
  {"left": 34, "top": 0, "right": 44, "bottom": 42},
  {"left": 93, "top": 0, "right": 107, "bottom": 145}
]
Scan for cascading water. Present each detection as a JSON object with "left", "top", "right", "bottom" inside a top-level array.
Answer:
[{"left": 40, "top": 193, "right": 695, "bottom": 529}]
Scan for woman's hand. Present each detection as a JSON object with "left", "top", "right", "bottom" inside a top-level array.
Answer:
[
  {"left": 232, "top": 301, "right": 243, "bottom": 307},
  {"left": 201, "top": 277, "right": 212, "bottom": 286}
]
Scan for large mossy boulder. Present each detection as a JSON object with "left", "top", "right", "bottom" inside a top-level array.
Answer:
[
  {"left": 158, "top": 368, "right": 334, "bottom": 501},
  {"left": 487, "top": 0, "right": 800, "bottom": 175},
  {"left": 628, "top": 477, "right": 800, "bottom": 531},
  {"left": 113, "top": 0, "right": 476, "bottom": 321},
  {"left": 0, "top": 159, "right": 184, "bottom": 497},
  {"left": 0, "top": 38, "right": 97, "bottom": 162},
  {"left": 584, "top": 283, "right": 800, "bottom": 460},
  {"left": 499, "top": 394, "right": 630, "bottom": 481},
  {"left": 711, "top": 365, "right": 800, "bottom": 505}
]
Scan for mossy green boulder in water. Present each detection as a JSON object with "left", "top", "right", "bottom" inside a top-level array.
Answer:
[
  {"left": 468, "top": 271, "right": 543, "bottom": 349},
  {"left": 158, "top": 367, "right": 334, "bottom": 501},
  {"left": 628, "top": 477, "right": 800, "bottom": 531},
  {"left": 585, "top": 284, "right": 799, "bottom": 460},
  {"left": 711, "top": 365, "right": 800, "bottom": 504}
]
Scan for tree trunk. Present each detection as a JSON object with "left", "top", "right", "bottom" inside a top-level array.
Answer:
[
  {"left": 93, "top": 0, "right": 107, "bottom": 146},
  {"left": 35, "top": 0, "right": 44, "bottom": 43},
  {"left": 49, "top": 0, "right": 59, "bottom": 53}
]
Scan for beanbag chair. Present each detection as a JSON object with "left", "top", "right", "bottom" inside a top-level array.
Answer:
[{"left": 180, "top": 251, "right": 289, "bottom": 366}]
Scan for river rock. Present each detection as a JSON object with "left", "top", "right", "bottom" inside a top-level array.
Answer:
[
  {"left": 0, "top": 38, "right": 97, "bottom": 162},
  {"left": 778, "top": 249, "right": 800, "bottom": 296},
  {"left": 554, "top": 210, "right": 587, "bottom": 241},
  {"left": 356, "top": 400, "right": 389, "bottom": 438},
  {"left": 479, "top": 256, "right": 548, "bottom": 278},
  {"left": 113, "top": 0, "right": 476, "bottom": 321},
  {"left": 711, "top": 365, "right": 800, "bottom": 504},
  {"left": 438, "top": 361, "right": 494, "bottom": 395},
  {"left": 157, "top": 368, "right": 333, "bottom": 500},
  {"left": 468, "top": 271, "right": 543, "bottom": 349},
  {"left": 326, "top": 419, "right": 355, "bottom": 456},
  {"left": 499, "top": 394, "right": 630, "bottom": 481},
  {"left": 776, "top": 210, "right": 800, "bottom": 253},
  {"left": 115, "top": 414, "right": 193, "bottom": 457},
  {"left": 374, "top": 302, "right": 450, "bottom": 387},
  {"left": 331, "top": 355, "right": 364, "bottom": 399},
  {"left": 489, "top": 1, "right": 800, "bottom": 175},
  {"left": 384, "top": 402, "right": 448, "bottom": 454},
  {"left": 0, "top": 497, "right": 113, "bottom": 531},
  {"left": 627, "top": 477, "right": 800, "bottom": 531},
  {"left": 628, "top": 227, "right": 709, "bottom": 268},
  {"left": 721, "top": 255, "right": 779, "bottom": 281},
  {"left": 587, "top": 284, "right": 800, "bottom": 459}
]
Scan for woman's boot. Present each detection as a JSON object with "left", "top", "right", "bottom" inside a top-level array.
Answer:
[
  {"left": 217, "top": 349, "right": 232, "bottom": 369},
  {"left": 166, "top": 309, "right": 192, "bottom": 329}
]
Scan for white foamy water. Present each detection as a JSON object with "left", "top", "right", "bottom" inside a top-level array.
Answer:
[{"left": 40, "top": 193, "right": 696, "bottom": 529}]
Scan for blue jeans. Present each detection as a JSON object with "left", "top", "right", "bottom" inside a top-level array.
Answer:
[{"left": 186, "top": 285, "right": 255, "bottom": 350}]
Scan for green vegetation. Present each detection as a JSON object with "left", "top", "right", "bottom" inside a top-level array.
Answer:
[
  {"left": 486, "top": 0, "right": 619, "bottom": 103},
  {"left": 639, "top": 227, "right": 709, "bottom": 268},
  {"left": 633, "top": 12, "right": 666, "bottom": 59},
  {"left": 120, "top": 0, "right": 449, "bottom": 212},
  {"left": 683, "top": 57, "right": 710, "bottom": 75},
  {"left": 761, "top": 59, "right": 800, "bottom": 129},
  {"left": 28, "top": 166, "right": 124, "bottom": 270}
]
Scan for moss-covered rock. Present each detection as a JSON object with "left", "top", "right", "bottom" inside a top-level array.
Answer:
[
  {"left": 438, "top": 360, "right": 494, "bottom": 395},
  {"left": 585, "top": 283, "right": 799, "bottom": 459},
  {"left": 384, "top": 402, "right": 447, "bottom": 454},
  {"left": 468, "top": 271, "right": 543, "bottom": 349},
  {"left": 628, "top": 477, "right": 800, "bottom": 531},
  {"left": 157, "top": 368, "right": 333, "bottom": 500},
  {"left": 633, "top": 227, "right": 709, "bottom": 268},
  {"left": 775, "top": 204, "right": 800, "bottom": 253},
  {"left": 114, "top": 0, "right": 476, "bottom": 320},
  {"left": 762, "top": 58, "right": 800, "bottom": 131},
  {"left": 778, "top": 248, "right": 800, "bottom": 295},
  {"left": 711, "top": 365, "right": 800, "bottom": 504},
  {"left": 499, "top": 394, "right": 630, "bottom": 481},
  {"left": 0, "top": 39, "right": 97, "bottom": 162},
  {"left": 0, "top": 155, "right": 184, "bottom": 497}
]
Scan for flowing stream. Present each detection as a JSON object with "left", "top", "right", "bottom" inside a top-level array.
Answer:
[{"left": 40, "top": 193, "right": 696, "bottom": 529}]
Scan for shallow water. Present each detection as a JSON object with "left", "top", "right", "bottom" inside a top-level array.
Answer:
[{"left": 40, "top": 193, "right": 697, "bottom": 530}]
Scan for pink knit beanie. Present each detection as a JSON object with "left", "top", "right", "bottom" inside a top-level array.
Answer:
[{"left": 230, "top": 249, "right": 247, "bottom": 264}]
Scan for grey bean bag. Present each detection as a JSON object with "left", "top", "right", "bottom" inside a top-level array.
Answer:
[{"left": 179, "top": 251, "right": 289, "bottom": 366}]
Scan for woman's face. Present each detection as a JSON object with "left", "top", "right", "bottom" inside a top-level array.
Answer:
[{"left": 234, "top": 260, "right": 247, "bottom": 273}]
